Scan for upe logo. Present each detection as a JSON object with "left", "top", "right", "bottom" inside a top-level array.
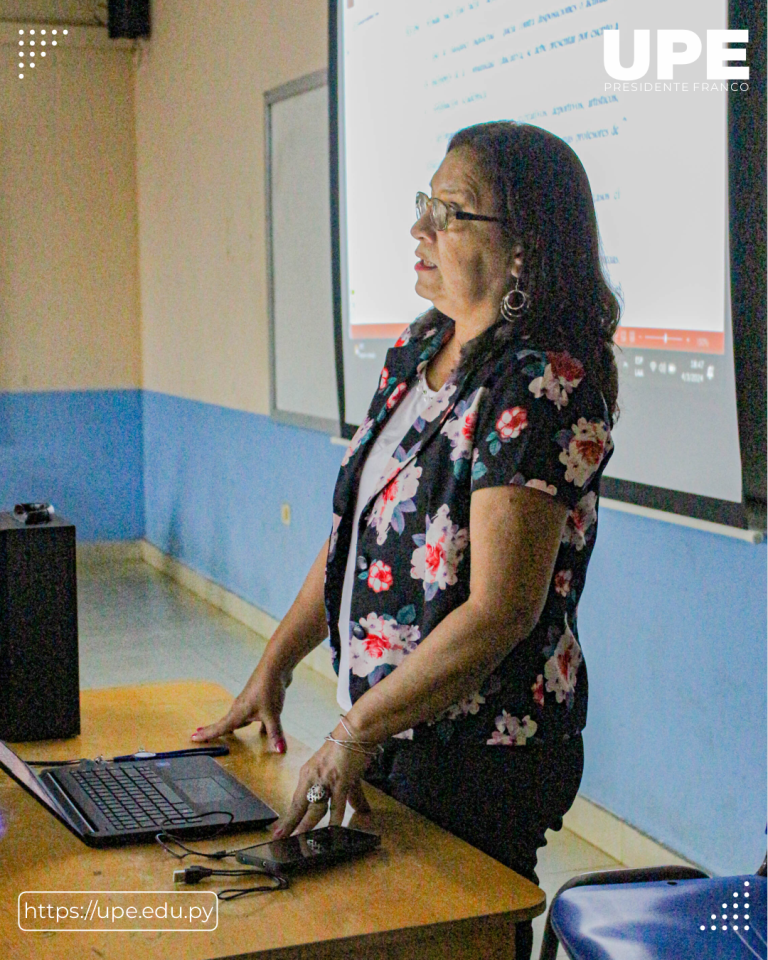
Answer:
[{"left": 604, "top": 30, "right": 749, "bottom": 80}]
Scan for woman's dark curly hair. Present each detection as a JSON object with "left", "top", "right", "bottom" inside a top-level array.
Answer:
[{"left": 414, "top": 121, "right": 621, "bottom": 422}]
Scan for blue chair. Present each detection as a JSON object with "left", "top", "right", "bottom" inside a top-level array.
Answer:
[{"left": 539, "top": 862, "right": 767, "bottom": 960}]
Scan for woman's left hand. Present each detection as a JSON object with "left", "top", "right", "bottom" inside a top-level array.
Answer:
[{"left": 271, "top": 726, "right": 373, "bottom": 838}]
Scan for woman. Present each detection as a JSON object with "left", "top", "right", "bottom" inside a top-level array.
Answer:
[{"left": 194, "top": 121, "right": 619, "bottom": 960}]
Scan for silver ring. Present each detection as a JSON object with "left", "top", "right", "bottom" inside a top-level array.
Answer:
[{"left": 306, "top": 783, "right": 330, "bottom": 804}]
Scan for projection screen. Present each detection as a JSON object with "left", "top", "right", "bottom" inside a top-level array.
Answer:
[{"left": 331, "top": 0, "right": 747, "bottom": 525}]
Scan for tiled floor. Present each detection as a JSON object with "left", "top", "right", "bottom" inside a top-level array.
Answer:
[{"left": 77, "top": 554, "right": 625, "bottom": 958}]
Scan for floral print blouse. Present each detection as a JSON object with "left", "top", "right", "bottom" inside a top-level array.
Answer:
[{"left": 325, "top": 315, "right": 614, "bottom": 748}]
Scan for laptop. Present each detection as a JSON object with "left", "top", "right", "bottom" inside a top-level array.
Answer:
[{"left": 0, "top": 740, "right": 278, "bottom": 847}]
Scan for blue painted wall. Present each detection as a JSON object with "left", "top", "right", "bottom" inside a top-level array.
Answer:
[
  {"left": 2, "top": 387, "right": 763, "bottom": 875},
  {"left": 579, "top": 510, "right": 767, "bottom": 877},
  {"left": 0, "top": 390, "right": 144, "bottom": 540},
  {"left": 142, "top": 391, "right": 344, "bottom": 619}
]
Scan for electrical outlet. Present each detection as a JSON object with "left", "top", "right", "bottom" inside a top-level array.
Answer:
[{"left": 280, "top": 503, "right": 291, "bottom": 526}]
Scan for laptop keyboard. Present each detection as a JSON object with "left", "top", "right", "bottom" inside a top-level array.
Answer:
[{"left": 71, "top": 764, "right": 197, "bottom": 831}]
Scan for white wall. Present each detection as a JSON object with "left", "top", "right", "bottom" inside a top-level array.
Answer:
[
  {"left": 0, "top": 1, "right": 100, "bottom": 26},
  {"left": 0, "top": 19, "right": 141, "bottom": 392},
  {"left": 134, "top": 0, "right": 328, "bottom": 414}
]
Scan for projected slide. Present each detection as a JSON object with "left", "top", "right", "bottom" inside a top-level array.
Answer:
[{"left": 336, "top": 0, "right": 743, "bottom": 507}]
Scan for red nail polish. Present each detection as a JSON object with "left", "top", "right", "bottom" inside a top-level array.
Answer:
[{"left": 276, "top": 739, "right": 286, "bottom": 754}]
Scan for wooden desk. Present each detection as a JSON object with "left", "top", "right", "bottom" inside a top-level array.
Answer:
[{"left": 0, "top": 681, "right": 545, "bottom": 959}]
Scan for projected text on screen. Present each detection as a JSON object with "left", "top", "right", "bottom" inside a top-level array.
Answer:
[{"left": 341, "top": 0, "right": 726, "bottom": 355}]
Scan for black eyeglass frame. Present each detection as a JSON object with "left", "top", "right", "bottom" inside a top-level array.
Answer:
[{"left": 415, "top": 191, "right": 505, "bottom": 231}]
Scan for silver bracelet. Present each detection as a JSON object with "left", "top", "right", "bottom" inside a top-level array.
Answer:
[
  {"left": 324, "top": 734, "right": 381, "bottom": 757},
  {"left": 339, "top": 715, "right": 380, "bottom": 745}
]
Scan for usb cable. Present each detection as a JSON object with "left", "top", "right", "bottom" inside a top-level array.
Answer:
[{"left": 173, "top": 864, "right": 289, "bottom": 901}]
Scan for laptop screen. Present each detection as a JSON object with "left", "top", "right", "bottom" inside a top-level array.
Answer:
[{"left": 0, "top": 740, "right": 71, "bottom": 822}]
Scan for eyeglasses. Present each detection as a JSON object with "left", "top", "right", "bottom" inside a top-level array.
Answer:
[{"left": 415, "top": 191, "right": 504, "bottom": 231}]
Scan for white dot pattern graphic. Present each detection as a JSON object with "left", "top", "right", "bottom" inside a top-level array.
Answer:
[
  {"left": 14, "top": 27, "right": 66, "bottom": 78},
  {"left": 701, "top": 883, "right": 761, "bottom": 935}
]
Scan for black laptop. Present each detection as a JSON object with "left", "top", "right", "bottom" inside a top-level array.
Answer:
[{"left": 0, "top": 740, "right": 278, "bottom": 847}]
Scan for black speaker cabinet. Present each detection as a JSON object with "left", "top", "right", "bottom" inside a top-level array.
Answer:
[
  {"left": 108, "top": 0, "right": 151, "bottom": 39},
  {"left": 0, "top": 512, "right": 80, "bottom": 741}
]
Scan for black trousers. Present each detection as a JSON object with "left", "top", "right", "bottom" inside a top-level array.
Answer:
[{"left": 364, "top": 732, "right": 584, "bottom": 960}]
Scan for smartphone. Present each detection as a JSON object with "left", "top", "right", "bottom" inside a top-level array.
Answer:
[{"left": 235, "top": 825, "right": 381, "bottom": 875}]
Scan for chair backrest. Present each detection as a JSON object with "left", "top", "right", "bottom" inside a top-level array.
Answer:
[
  {"left": 538, "top": 865, "right": 709, "bottom": 960},
  {"left": 555, "top": 865, "right": 709, "bottom": 892}
]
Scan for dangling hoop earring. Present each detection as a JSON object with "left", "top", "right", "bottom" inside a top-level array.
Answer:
[{"left": 500, "top": 274, "right": 529, "bottom": 321}]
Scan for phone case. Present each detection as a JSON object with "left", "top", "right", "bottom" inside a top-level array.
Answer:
[{"left": 236, "top": 826, "right": 380, "bottom": 875}]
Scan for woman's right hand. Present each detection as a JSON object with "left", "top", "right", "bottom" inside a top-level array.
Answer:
[
  {"left": 191, "top": 665, "right": 289, "bottom": 753},
  {"left": 190, "top": 537, "right": 331, "bottom": 754}
]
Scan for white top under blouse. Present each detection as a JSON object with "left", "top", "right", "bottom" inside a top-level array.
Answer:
[{"left": 336, "top": 374, "right": 441, "bottom": 710}]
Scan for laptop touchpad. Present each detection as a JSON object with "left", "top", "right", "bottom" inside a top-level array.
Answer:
[{"left": 175, "top": 777, "right": 236, "bottom": 805}]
